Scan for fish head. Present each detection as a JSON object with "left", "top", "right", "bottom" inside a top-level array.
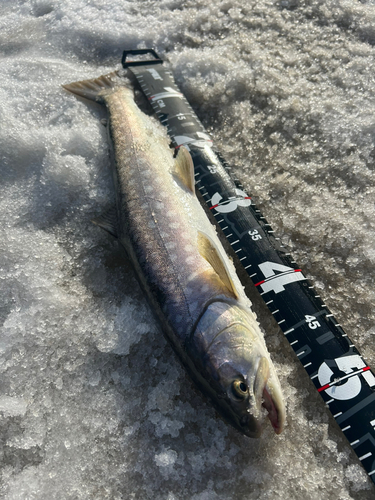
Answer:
[{"left": 190, "top": 302, "right": 285, "bottom": 438}]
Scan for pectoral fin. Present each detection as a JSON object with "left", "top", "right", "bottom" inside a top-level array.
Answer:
[
  {"left": 173, "top": 146, "right": 195, "bottom": 194},
  {"left": 92, "top": 206, "right": 119, "bottom": 238},
  {"left": 197, "top": 231, "right": 239, "bottom": 299}
]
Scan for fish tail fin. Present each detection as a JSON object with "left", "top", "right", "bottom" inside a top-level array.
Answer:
[{"left": 62, "top": 71, "right": 125, "bottom": 103}]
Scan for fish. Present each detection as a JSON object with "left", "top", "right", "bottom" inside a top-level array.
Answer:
[{"left": 62, "top": 73, "right": 286, "bottom": 437}]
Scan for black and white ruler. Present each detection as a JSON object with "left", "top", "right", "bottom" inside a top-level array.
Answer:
[{"left": 122, "top": 49, "right": 375, "bottom": 483}]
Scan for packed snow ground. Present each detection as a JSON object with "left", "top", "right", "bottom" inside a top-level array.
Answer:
[{"left": 1, "top": 0, "right": 375, "bottom": 498}]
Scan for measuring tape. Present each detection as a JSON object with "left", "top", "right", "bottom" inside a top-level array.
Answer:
[{"left": 122, "top": 49, "right": 375, "bottom": 483}]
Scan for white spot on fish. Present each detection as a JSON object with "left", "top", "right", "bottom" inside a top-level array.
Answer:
[
  {"left": 170, "top": 222, "right": 180, "bottom": 229},
  {"left": 185, "top": 256, "right": 195, "bottom": 265},
  {"left": 165, "top": 241, "right": 177, "bottom": 250},
  {"left": 201, "top": 284, "right": 210, "bottom": 293},
  {"left": 184, "top": 244, "right": 194, "bottom": 252},
  {"left": 144, "top": 185, "right": 154, "bottom": 194},
  {"left": 187, "top": 272, "right": 198, "bottom": 282}
]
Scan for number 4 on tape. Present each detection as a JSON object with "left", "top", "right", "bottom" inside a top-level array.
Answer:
[{"left": 256, "top": 261, "right": 306, "bottom": 294}]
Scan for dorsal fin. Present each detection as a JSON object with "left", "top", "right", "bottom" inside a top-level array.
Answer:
[
  {"left": 197, "top": 231, "right": 239, "bottom": 299},
  {"left": 92, "top": 205, "right": 119, "bottom": 238},
  {"left": 173, "top": 146, "right": 195, "bottom": 194}
]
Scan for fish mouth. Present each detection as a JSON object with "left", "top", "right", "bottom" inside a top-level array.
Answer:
[
  {"left": 253, "top": 357, "right": 285, "bottom": 435},
  {"left": 239, "top": 388, "right": 283, "bottom": 437},
  {"left": 262, "top": 385, "right": 284, "bottom": 434}
]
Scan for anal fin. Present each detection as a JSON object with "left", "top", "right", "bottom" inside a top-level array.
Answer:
[{"left": 92, "top": 206, "right": 119, "bottom": 238}]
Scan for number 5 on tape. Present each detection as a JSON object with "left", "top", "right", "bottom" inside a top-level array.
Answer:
[{"left": 318, "top": 355, "right": 375, "bottom": 400}]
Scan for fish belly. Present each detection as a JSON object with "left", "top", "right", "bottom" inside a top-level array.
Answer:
[{"left": 104, "top": 89, "right": 230, "bottom": 347}]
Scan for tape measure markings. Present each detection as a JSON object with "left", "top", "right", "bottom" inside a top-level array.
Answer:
[{"left": 122, "top": 50, "right": 375, "bottom": 485}]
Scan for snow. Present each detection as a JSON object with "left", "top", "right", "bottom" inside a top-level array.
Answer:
[{"left": 1, "top": 0, "right": 375, "bottom": 498}]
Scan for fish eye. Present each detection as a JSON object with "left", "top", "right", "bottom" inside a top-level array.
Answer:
[{"left": 232, "top": 380, "right": 248, "bottom": 399}]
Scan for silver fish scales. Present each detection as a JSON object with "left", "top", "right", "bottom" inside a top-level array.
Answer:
[{"left": 63, "top": 73, "right": 285, "bottom": 437}]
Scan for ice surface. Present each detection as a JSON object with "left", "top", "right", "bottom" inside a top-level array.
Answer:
[{"left": 1, "top": 0, "right": 375, "bottom": 498}]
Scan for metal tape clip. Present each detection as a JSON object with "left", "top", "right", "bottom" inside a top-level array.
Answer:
[{"left": 122, "top": 49, "right": 163, "bottom": 68}]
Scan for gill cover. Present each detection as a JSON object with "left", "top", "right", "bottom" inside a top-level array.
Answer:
[{"left": 189, "top": 301, "right": 285, "bottom": 437}]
